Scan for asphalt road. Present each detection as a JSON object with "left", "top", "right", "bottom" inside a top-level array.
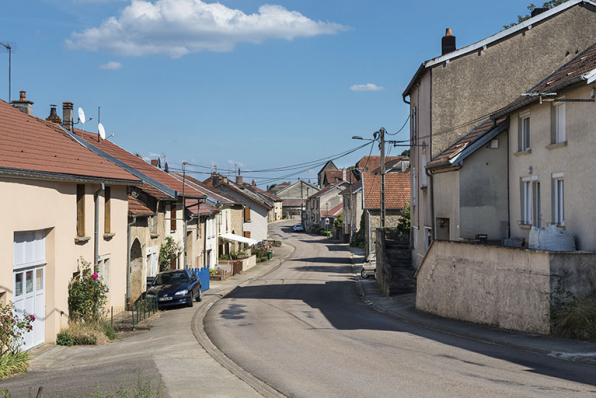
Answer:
[{"left": 204, "top": 220, "right": 596, "bottom": 398}]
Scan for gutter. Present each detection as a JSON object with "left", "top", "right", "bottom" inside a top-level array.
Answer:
[
  {"left": 126, "top": 214, "right": 138, "bottom": 309},
  {"left": 94, "top": 183, "right": 105, "bottom": 266},
  {"left": 0, "top": 168, "right": 138, "bottom": 185}
]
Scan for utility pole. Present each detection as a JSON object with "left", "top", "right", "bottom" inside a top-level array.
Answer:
[
  {"left": 379, "top": 128, "right": 386, "bottom": 229},
  {"left": 182, "top": 162, "right": 188, "bottom": 270}
]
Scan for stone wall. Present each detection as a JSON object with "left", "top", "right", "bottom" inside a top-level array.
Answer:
[
  {"left": 375, "top": 229, "right": 415, "bottom": 296},
  {"left": 416, "top": 241, "right": 596, "bottom": 334}
]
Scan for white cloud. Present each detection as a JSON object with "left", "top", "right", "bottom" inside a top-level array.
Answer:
[
  {"left": 98, "top": 61, "right": 123, "bottom": 70},
  {"left": 66, "top": 0, "right": 349, "bottom": 58},
  {"left": 349, "top": 83, "right": 385, "bottom": 92}
]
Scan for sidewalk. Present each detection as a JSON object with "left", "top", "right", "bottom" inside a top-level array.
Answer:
[
  {"left": 10, "top": 243, "right": 295, "bottom": 398},
  {"left": 347, "top": 246, "right": 596, "bottom": 368}
]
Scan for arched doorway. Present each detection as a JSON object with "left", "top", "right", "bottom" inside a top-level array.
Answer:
[{"left": 130, "top": 238, "right": 143, "bottom": 303}]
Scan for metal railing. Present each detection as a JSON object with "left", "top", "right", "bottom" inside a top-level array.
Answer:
[{"left": 131, "top": 296, "right": 158, "bottom": 330}]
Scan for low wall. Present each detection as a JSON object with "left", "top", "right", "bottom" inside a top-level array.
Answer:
[
  {"left": 416, "top": 241, "right": 596, "bottom": 334},
  {"left": 376, "top": 229, "right": 415, "bottom": 296}
]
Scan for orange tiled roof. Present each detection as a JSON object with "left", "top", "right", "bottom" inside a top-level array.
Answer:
[
  {"left": 75, "top": 130, "right": 204, "bottom": 198},
  {"left": 128, "top": 195, "right": 154, "bottom": 216},
  {"left": 356, "top": 156, "right": 402, "bottom": 173},
  {"left": 362, "top": 172, "right": 410, "bottom": 209},
  {"left": 186, "top": 199, "right": 217, "bottom": 215},
  {"left": 137, "top": 183, "right": 173, "bottom": 200},
  {"left": 321, "top": 203, "right": 343, "bottom": 217},
  {"left": 0, "top": 100, "right": 139, "bottom": 182}
]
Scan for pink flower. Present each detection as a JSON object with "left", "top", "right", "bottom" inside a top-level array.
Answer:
[{"left": 92, "top": 273, "right": 99, "bottom": 280}]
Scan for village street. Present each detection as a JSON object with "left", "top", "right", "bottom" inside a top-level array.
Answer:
[{"left": 205, "top": 220, "right": 596, "bottom": 398}]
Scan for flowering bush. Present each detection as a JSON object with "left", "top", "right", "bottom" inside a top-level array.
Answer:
[
  {"left": 68, "top": 257, "right": 109, "bottom": 323},
  {"left": 0, "top": 302, "right": 34, "bottom": 356},
  {"left": 159, "top": 237, "right": 181, "bottom": 272}
]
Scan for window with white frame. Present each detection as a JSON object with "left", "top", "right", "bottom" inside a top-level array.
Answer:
[
  {"left": 519, "top": 111, "right": 530, "bottom": 151},
  {"left": 421, "top": 153, "right": 428, "bottom": 188},
  {"left": 555, "top": 101, "right": 566, "bottom": 143},
  {"left": 553, "top": 173, "right": 565, "bottom": 226},
  {"left": 520, "top": 176, "right": 540, "bottom": 227}
]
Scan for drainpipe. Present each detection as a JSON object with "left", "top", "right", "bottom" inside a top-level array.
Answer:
[
  {"left": 428, "top": 168, "right": 435, "bottom": 242},
  {"left": 126, "top": 215, "right": 138, "bottom": 310},
  {"left": 94, "top": 183, "right": 105, "bottom": 266},
  {"left": 366, "top": 209, "right": 372, "bottom": 258}
]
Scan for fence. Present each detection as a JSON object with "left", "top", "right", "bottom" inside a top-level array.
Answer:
[
  {"left": 186, "top": 265, "right": 210, "bottom": 292},
  {"left": 131, "top": 296, "right": 158, "bottom": 330}
]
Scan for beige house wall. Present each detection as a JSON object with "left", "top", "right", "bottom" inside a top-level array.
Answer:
[
  {"left": 0, "top": 178, "right": 129, "bottom": 343},
  {"left": 433, "top": 171, "right": 460, "bottom": 241},
  {"left": 129, "top": 213, "right": 164, "bottom": 303},
  {"left": 509, "top": 84, "right": 596, "bottom": 250}
]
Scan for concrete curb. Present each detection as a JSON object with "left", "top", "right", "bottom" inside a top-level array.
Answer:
[
  {"left": 348, "top": 247, "right": 596, "bottom": 368},
  {"left": 191, "top": 243, "right": 296, "bottom": 398}
]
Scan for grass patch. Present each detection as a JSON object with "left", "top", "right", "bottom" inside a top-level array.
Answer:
[
  {"left": 0, "top": 352, "right": 29, "bottom": 380},
  {"left": 552, "top": 293, "right": 596, "bottom": 341},
  {"left": 56, "top": 321, "right": 117, "bottom": 346}
]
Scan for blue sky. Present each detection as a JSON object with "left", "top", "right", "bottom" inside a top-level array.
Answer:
[{"left": 1, "top": 0, "right": 529, "bottom": 185}]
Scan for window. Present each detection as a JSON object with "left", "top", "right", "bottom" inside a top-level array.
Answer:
[
  {"left": 104, "top": 186, "right": 111, "bottom": 234},
  {"left": 555, "top": 102, "right": 566, "bottom": 143},
  {"left": 421, "top": 154, "right": 428, "bottom": 188},
  {"left": 424, "top": 227, "right": 432, "bottom": 252},
  {"left": 244, "top": 206, "right": 251, "bottom": 222},
  {"left": 244, "top": 231, "right": 251, "bottom": 239},
  {"left": 519, "top": 111, "right": 530, "bottom": 151},
  {"left": 77, "top": 184, "right": 85, "bottom": 237},
  {"left": 150, "top": 216, "right": 158, "bottom": 236},
  {"left": 97, "top": 256, "right": 111, "bottom": 291},
  {"left": 520, "top": 177, "right": 540, "bottom": 227},
  {"left": 553, "top": 173, "right": 565, "bottom": 226},
  {"left": 170, "top": 204, "right": 176, "bottom": 232}
]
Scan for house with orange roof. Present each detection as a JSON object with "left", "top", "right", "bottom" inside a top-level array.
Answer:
[
  {"left": 0, "top": 94, "right": 141, "bottom": 349},
  {"left": 305, "top": 183, "right": 346, "bottom": 231},
  {"left": 65, "top": 120, "right": 207, "bottom": 304}
]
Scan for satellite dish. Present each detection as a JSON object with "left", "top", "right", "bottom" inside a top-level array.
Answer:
[
  {"left": 78, "top": 107, "right": 86, "bottom": 124},
  {"left": 98, "top": 123, "right": 106, "bottom": 140}
]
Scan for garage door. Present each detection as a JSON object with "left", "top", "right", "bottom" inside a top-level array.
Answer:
[{"left": 13, "top": 230, "right": 46, "bottom": 351}]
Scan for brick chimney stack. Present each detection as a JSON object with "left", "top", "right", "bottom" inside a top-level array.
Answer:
[
  {"left": 11, "top": 90, "right": 34, "bottom": 115},
  {"left": 442, "top": 28, "right": 456, "bottom": 55},
  {"left": 46, "top": 105, "right": 62, "bottom": 124},
  {"left": 62, "top": 102, "right": 74, "bottom": 131},
  {"left": 252, "top": 179, "right": 256, "bottom": 187}
]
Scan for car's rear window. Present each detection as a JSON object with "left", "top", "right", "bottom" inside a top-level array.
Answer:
[{"left": 154, "top": 272, "right": 189, "bottom": 285}]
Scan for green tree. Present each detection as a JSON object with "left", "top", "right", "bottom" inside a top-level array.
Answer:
[
  {"left": 397, "top": 203, "right": 411, "bottom": 238},
  {"left": 400, "top": 149, "right": 410, "bottom": 157},
  {"left": 159, "top": 236, "right": 181, "bottom": 272},
  {"left": 504, "top": 1, "right": 568, "bottom": 28},
  {"left": 333, "top": 213, "right": 343, "bottom": 229}
]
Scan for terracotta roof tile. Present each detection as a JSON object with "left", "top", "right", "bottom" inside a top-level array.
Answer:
[
  {"left": 128, "top": 195, "right": 154, "bottom": 216},
  {"left": 186, "top": 199, "right": 217, "bottom": 215},
  {"left": 362, "top": 173, "right": 410, "bottom": 209},
  {"left": 75, "top": 130, "right": 203, "bottom": 197},
  {"left": 0, "top": 101, "right": 139, "bottom": 182},
  {"left": 321, "top": 203, "right": 343, "bottom": 217},
  {"left": 356, "top": 156, "right": 403, "bottom": 173},
  {"left": 172, "top": 173, "right": 237, "bottom": 204},
  {"left": 307, "top": 183, "right": 344, "bottom": 200},
  {"left": 282, "top": 198, "right": 304, "bottom": 207},
  {"left": 137, "top": 183, "right": 173, "bottom": 200}
]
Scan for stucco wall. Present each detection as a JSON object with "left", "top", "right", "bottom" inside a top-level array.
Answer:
[
  {"left": 410, "top": 71, "right": 432, "bottom": 269},
  {"left": 364, "top": 210, "right": 403, "bottom": 259},
  {"left": 416, "top": 241, "right": 552, "bottom": 334},
  {"left": 277, "top": 181, "right": 318, "bottom": 200},
  {"left": 0, "top": 178, "right": 129, "bottom": 343},
  {"left": 509, "top": 85, "right": 596, "bottom": 250},
  {"left": 459, "top": 131, "right": 509, "bottom": 241},
  {"left": 216, "top": 186, "right": 269, "bottom": 242},
  {"left": 432, "top": 4, "right": 596, "bottom": 156},
  {"left": 433, "top": 171, "right": 460, "bottom": 240}
]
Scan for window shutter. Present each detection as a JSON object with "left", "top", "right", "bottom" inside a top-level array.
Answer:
[
  {"left": 244, "top": 231, "right": 251, "bottom": 238},
  {"left": 244, "top": 206, "right": 251, "bottom": 222},
  {"left": 170, "top": 204, "right": 177, "bottom": 232},
  {"left": 77, "top": 184, "right": 85, "bottom": 237},
  {"left": 104, "top": 186, "right": 111, "bottom": 234}
]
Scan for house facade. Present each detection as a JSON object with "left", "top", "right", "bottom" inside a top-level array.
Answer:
[
  {"left": 304, "top": 183, "right": 346, "bottom": 231},
  {"left": 0, "top": 98, "right": 140, "bottom": 349},
  {"left": 403, "top": 0, "right": 596, "bottom": 268},
  {"left": 274, "top": 180, "right": 319, "bottom": 219}
]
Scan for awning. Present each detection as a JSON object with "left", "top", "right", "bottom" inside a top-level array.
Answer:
[{"left": 220, "top": 233, "right": 259, "bottom": 246}]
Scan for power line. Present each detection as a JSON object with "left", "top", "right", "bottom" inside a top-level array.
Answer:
[{"left": 386, "top": 115, "right": 410, "bottom": 136}]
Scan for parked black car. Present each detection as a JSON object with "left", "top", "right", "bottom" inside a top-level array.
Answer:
[{"left": 146, "top": 269, "right": 202, "bottom": 308}]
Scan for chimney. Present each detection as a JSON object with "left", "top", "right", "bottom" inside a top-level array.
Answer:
[
  {"left": 252, "top": 179, "right": 256, "bottom": 187},
  {"left": 342, "top": 168, "right": 346, "bottom": 181},
  {"left": 46, "top": 104, "right": 62, "bottom": 124},
  {"left": 236, "top": 175, "right": 243, "bottom": 185},
  {"left": 62, "top": 102, "right": 73, "bottom": 131},
  {"left": 150, "top": 159, "right": 159, "bottom": 168},
  {"left": 213, "top": 175, "right": 220, "bottom": 186},
  {"left": 11, "top": 90, "right": 34, "bottom": 115},
  {"left": 531, "top": 7, "right": 547, "bottom": 17},
  {"left": 442, "top": 28, "right": 456, "bottom": 55}
]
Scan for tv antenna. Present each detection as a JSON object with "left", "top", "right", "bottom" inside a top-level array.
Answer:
[
  {"left": 0, "top": 42, "right": 13, "bottom": 102},
  {"left": 96, "top": 106, "right": 108, "bottom": 142}
]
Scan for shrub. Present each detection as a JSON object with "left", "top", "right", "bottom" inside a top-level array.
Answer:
[
  {"left": 0, "top": 351, "right": 29, "bottom": 379},
  {"left": 68, "top": 258, "right": 109, "bottom": 324},
  {"left": 159, "top": 237, "right": 181, "bottom": 272},
  {"left": 102, "top": 322, "right": 117, "bottom": 341},
  {"left": 0, "top": 301, "right": 34, "bottom": 357},
  {"left": 552, "top": 293, "right": 596, "bottom": 341},
  {"left": 56, "top": 331, "right": 75, "bottom": 346},
  {"left": 219, "top": 254, "right": 229, "bottom": 261}
]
